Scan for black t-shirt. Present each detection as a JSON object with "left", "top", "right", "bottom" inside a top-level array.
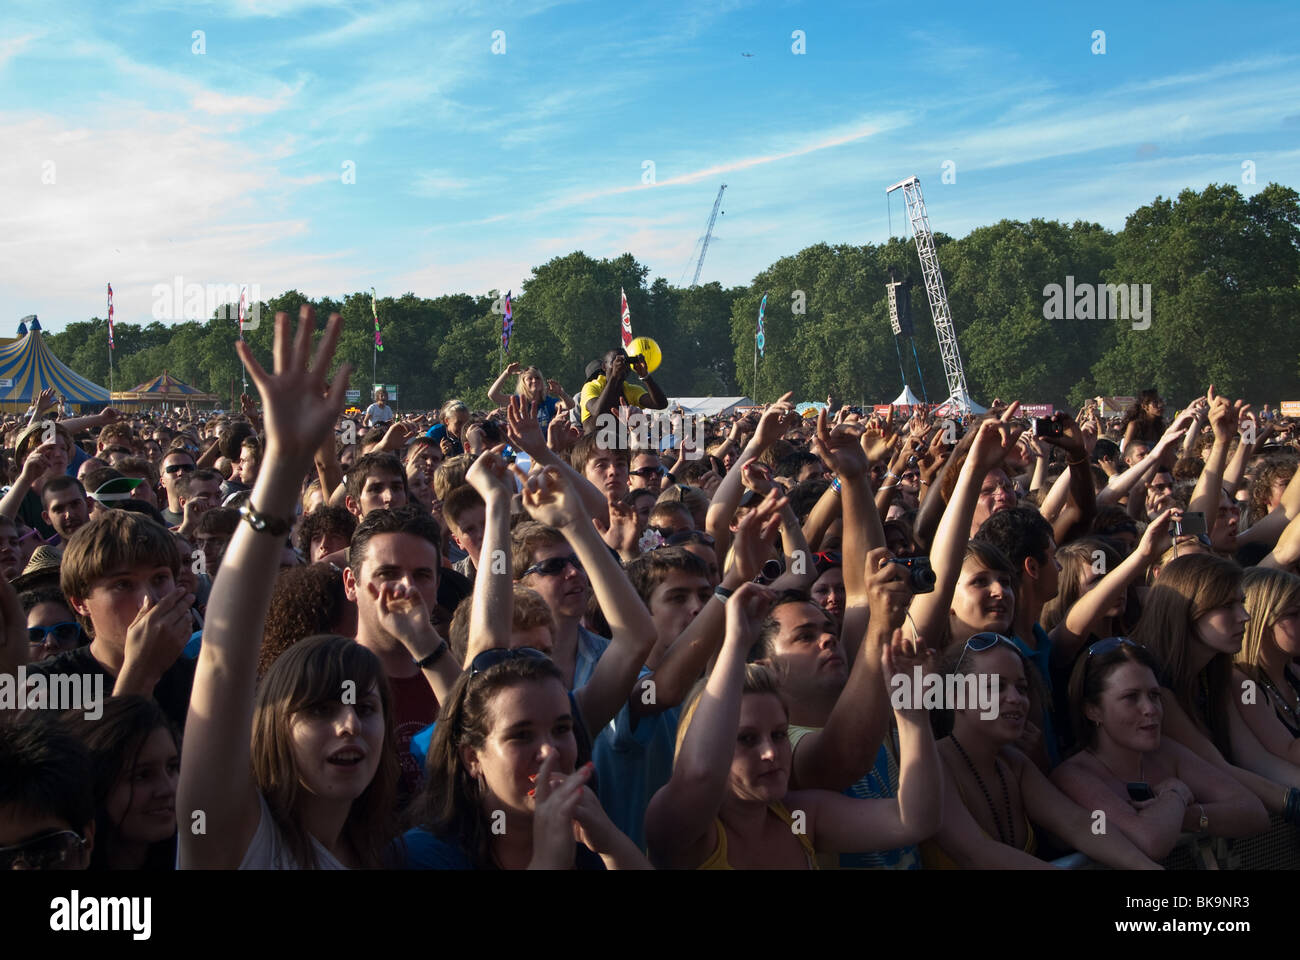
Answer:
[{"left": 27, "top": 645, "right": 196, "bottom": 731}]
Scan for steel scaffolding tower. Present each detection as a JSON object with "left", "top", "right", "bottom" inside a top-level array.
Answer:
[{"left": 886, "top": 175, "right": 974, "bottom": 413}]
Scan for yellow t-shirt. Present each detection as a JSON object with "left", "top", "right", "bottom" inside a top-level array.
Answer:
[{"left": 579, "top": 375, "right": 648, "bottom": 422}]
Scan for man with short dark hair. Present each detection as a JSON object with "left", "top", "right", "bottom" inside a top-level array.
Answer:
[
  {"left": 344, "top": 452, "right": 409, "bottom": 519},
  {"left": 40, "top": 476, "right": 89, "bottom": 546},
  {"left": 0, "top": 722, "right": 96, "bottom": 870}
]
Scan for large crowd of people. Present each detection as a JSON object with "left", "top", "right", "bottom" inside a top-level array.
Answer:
[{"left": 3, "top": 305, "right": 1300, "bottom": 871}]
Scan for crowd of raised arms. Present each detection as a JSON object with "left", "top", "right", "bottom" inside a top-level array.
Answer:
[{"left": 5, "top": 307, "right": 1300, "bottom": 870}]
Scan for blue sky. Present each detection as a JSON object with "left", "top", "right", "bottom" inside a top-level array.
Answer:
[{"left": 2, "top": 0, "right": 1298, "bottom": 333}]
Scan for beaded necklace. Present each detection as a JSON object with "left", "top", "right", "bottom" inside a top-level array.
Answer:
[{"left": 951, "top": 734, "right": 1014, "bottom": 846}]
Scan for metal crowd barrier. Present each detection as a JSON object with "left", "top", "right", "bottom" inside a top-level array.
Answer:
[{"left": 1050, "top": 815, "right": 1300, "bottom": 869}]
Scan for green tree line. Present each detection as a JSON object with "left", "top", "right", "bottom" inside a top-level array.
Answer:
[{"left": 45, "top": 182, "right": 1300, "bottom": 411}]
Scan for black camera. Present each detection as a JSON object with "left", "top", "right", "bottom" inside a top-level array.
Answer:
[
  {"left": 886, "top": 556, "right": 936, "bottom": 593},
  {"left": 1033, "top": 416, "right": 1063, "bottom": 438},
  {"left": 1170, "top": 511, "right": 1208, "bottom": 540}
]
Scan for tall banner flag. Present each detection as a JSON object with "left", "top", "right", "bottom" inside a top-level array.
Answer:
[
  {"left": 107, "top": 283, "right": 115, "bottom": 349},
  {"left": 370, "top": 287, "right": 384, "bottom": 352},
  {"left": 620, "top": 287, "right": 633, "bottom": 349},
  {"left": 756, "top": 292, "right": 767, "bottom": 358},
  {"left": 501, "top": 290, "right": 514, "bottom": 353},
  {"left": 238, "top": 286, "right": 247, "bottom": 339}
]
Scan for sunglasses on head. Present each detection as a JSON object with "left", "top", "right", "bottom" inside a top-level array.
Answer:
[
  {"left": 1086, "top": 636, "right": 1140, "bottom": 657},
  {"left": 813, "top": 550, "right": 841, "bottom": 568},
  {"left": 469, "top": 646, "right": 550, "bottom": 677},
  {"left": 521, "top": 554, "right": 583, "bottom": 578},
  {"left": 964, "top": 632, "right": 1020, "bottom": 654},
  {"left": 0, "top": 829, "right": 88, "bottom": 870},
  {"left": 28, "top": 622, "right": 83, "bottom": 649}
]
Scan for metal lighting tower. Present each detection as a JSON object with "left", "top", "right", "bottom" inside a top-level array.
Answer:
[
  {"left": 691, "top": 184, "right": 727, "bottom": 287},
  {"left": 886, "top": 175, "right": 973, "bottom": 413}
]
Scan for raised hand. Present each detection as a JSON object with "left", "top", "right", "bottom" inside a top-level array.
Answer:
[
  {"left": 723, "top": 581, "right": 777, "bottom": 650},
  {"left": 374, "top": 581, "right": 437, "bottom": 656},
  {"left": 1138, "top": 506, "right": 1178, "bottom": 561},
  {"left": 33, "top": 387, "right": 56, "bottom": 417},
  {"left": 740, "top": 461, "right": 775, "bottom": 497},
  {"left": 379, "top": 419, "right": 416, "bottom": 453},
  {"left": 529, "top": 752, "right": 592, "bottom": 869},
  {"left": 882, "top": 629, "right": 937, "bottom": 718},
  {"left": 117, "top": 586, "right": 196, "bottom": 693},
  {"left": 812, "top": 408, "right": 869, "bottom": 478},
  {"left": 236, "top": 306, "right": 350, "bottom": 463},
  {"left": 866, "top": 549, "right": 913, "bottom": 631},
  {"left": 602, "top": 499, "right": 641, "bottom": 556},
  {"left": 752, "top": 392, "right": 795, "bottom": 449},
  {"left": 504, "top": 361, "right": 522, "bottom": 376},
  {"left": 968, "top": 419, "right": 1017, "bottom": 474},
  {"left": 507, "top": 395, "right": 548, "bottom": 457},
  {"left": 546, "top": 415, "right": 581, "bottom": 455},
  {"left": 522, "top": 466, "right": 586, "bottom": 530},
  {"left": 466, "top": 443, "right": 514, "bottom": 501},
  {"left": 729, "top": 490, "right": 785, "bottom": 582}
]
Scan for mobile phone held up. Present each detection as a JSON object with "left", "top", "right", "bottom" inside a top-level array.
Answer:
[
  {"left": 1033, "top": 416, "right": 1063, "bottom": 438},
  {"left": 1127, "top": 782, "right": 1156, "bottom": 803}
]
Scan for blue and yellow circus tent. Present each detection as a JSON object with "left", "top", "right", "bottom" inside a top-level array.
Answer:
[
  {"left": 112, "top": 371, "right": 219, "bottom": 405},
  {"left": 0, "top": 317, "right": 109, "bottom": 411}
]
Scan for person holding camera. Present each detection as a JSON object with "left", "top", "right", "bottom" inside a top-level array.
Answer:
[{"left": 579, "top": 348, "right": 667, "bottom": 433}]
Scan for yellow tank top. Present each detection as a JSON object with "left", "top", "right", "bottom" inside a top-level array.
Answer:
[{"left": 697, "top": 801, "right": 819, "bottom": 870}]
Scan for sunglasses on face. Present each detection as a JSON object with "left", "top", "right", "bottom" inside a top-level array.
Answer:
[
  {"left": 664, "top": 530, "right": 715, "bottom": 548},
  {"left": 28, "top": 622, "right": 83, "bottom": 649},
  {"left": 813, "top": 550, "right": 842, "bottom": 568},
  {"left": 522, "top": 554, "right": 583, "bottom": 578},
  {"left": 0, "top": 829, "right": 88, "bottom": 870},
  {"left": 630, "top": 466, "right": 666, "bottom": 479},
  {"left": 164, "top": 463, "right": 195, "bottom": 475},
  {"left": 469, "top": 646, "right": 550, "bottom": 677}
]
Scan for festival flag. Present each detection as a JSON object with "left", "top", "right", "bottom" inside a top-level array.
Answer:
[
  {"left": 107, "top": 283, "right": 115, "bottom": 350},
  {"left": 620, "top": 287, "right": 633, "bottom": 349},
  {"left": 501, "top": 290, "right": 514, "bottom": 353},
  {"left": 238, "top": 286, "right": 247, "bottom": 339},
  {"left": 370, "top": 287, "right": 384, "bottom": 352},
  {"left": 756, "top": 292, "right": 767, "bottom": 358}
]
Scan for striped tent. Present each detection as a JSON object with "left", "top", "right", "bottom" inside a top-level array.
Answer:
[
  {"left": 0, "top": 317, "right": 109, "bottom": 410},
  {"left": 112, "top": 370, "right": 219, "bottom": 404}
]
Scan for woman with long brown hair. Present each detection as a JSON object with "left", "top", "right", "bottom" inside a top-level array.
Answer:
[
  {"left": 1134, "top": 554, "right": 1300, "bottom": 821},
  {"left": 1120, "top": 389, "right": 1167, "bottom": 453}
]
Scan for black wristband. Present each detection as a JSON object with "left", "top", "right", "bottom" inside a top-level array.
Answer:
[
  {"left": 415, "top": 639, "right": 449, "bottom": 670},
  {"left": 713, "top": 585, "right": 734, "bottom": 603}
]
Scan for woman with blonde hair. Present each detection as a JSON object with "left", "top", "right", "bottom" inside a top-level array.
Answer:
[
  {"left": 646, "top": 583, "right": 942, "bottom": 869},
  {"left": 1233, "top": 568, "right": 1300, "bottom": 761},
  {"left": 487, "top": 362, "right": 571, "bottom": 432}
]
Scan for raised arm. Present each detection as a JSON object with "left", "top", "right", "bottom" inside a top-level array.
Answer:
[
  {"left": 522, "top": 467, "right": 656, "bottom": 735},
  {"left": 1097, "top": 419, "right": 1188, "bottom": 508},
  {"left": 790, "top": 551, "right": 908, "bottom": 792},
  {"left": 487, "top": 362, "right": 521, "bottom": 408},
  {"left": 705, "top": 393, "right": 796, "bottom": 563},
  {"left": 0, "top": 443, "right": 52, "bottom": 521},
  {"left": 634, "top": 495, "right": 783, "bottom": 719},
  {"left": 1050, "top": 507, "right": 1175, "bottom": 663},
  {"left": 907, "top": 420, "right": 1014, "bottom": 645},
  {"left": 1039, "top": 413, "right": 1096, "bottom": 545},
  {"left": 179, "top": 307, "right": 350, "bottom": 869},
  {"left": 797, "top": 632, "right": 942, "bottom": 852},
  {"left": 507, "top": 396, "right": 608, "bottom": 526},
  {"left": 645, "top": 583, "right": 774, "bottom": 868},
  {"left": 1189, "top": 387, "right": 1242, "bottom": 520},
  {"left": 462, "top": 446, "right": 515, "bottom": 666}
]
